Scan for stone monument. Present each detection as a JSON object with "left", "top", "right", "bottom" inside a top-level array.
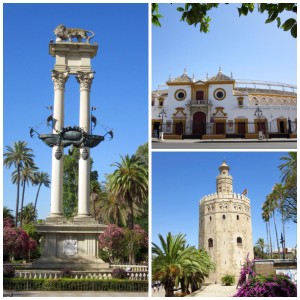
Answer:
[
  {"left": 199, "top": 161, "right": 253, "bottom": 282},
  {"left": 32, "top": 25, "right": 109, "bottom": 270}
]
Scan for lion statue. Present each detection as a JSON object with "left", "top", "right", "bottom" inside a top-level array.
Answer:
[{"left": 54, "top": 24, "right": 95, "bottom": 43}]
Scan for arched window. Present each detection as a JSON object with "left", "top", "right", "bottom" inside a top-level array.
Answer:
[
  {"left": 237, "top": 215, "right": 239, "bottom": 220},
  {"left": 222, "top": 215, "right": 226, "bottom": 219},
  {"left": 208, "top": 238, "right": 213, "bottom": 247},
  {"left": 237, "top": 237, "right": 242, "bottom": 245},
  {"left": 209, "top": 216, "right": 212, "bottom": 221}
]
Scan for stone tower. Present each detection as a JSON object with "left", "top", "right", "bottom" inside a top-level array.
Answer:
[{"left": 199, "top": 161, "right": 253, "bottom": 283}]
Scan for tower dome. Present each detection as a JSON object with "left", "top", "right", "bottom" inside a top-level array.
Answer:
[{"left": 216, "top": 160, "right": 233, "bottom": 194}]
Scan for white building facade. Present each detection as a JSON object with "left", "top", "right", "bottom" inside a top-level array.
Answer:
[{"left": 152, "top": 69, "right": 297, "bottom": 139}]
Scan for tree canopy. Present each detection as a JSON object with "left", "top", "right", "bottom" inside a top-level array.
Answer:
[{"left": 152, "top": 3, "right": 297, "bottom": 38}]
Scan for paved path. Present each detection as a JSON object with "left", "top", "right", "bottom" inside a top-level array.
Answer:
[
  {"left": 152, "top": 284, "right": 237, "bottom": 297},
  {"left": 189, "top": 284, "right": 237, "bottom": 297},
  {"left": 3, "top": 290, "right": 148, "bottom": 297}
]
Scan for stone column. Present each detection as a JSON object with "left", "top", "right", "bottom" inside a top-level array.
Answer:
[
  {"left": 76, "top": 72, "right": 94, "bottom": 217},
  {"left": 49, "top": 70, "right": 69, "bottom": 217}
]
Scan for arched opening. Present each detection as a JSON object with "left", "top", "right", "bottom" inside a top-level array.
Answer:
[
  {"left": 237, "top": 237, "right": 242, "bottom": 245},
  {"left": 237, "top": 215, "right": 239, "bottom": 220},
  {"left": 193, "top": 111, "right": 206, "bottom": 135},
  {"left": 222, "top": 215, "right": 226, "bottom": 219},
  {"left": 209, "top": 216, "right": 212, "bottom": 221},
  {"left": 208, "top": 238, "right": 213, "bottom": 247}
]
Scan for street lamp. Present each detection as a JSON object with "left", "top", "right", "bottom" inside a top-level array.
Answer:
[
  {"left": 158, "top": 108, "right": 167, "bottom": 140},
  {"left": 254, "top": 103, "right": 263, "bottom": 140}
]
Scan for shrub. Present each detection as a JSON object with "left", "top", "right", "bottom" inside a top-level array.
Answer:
[
  {"left": 3, "top": 278, "right": 148, "bottom": 291},
  {"left": 234, "top": 274, "right": 297, "bottom": 297},
  {"left": 221, "top": 273, "right": 235, "bottom": 286},
  {"left": 237, "top": 253, "right": 255, "bottom": 286},
  {"left": 111, "top": 268, "right": 129, "bottom": 279},
  {"left": 60, "top": 268, "right": 73, "bottom": 278},
  {"left": 3, "top": 265, "right": 15, "bottom": 278}
]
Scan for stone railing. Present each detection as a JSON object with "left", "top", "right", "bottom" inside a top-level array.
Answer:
[
  {"left": 15, "top": 270, "right": 148, "bottom": 281},
  {"left": 111, "top": 264, "right": 148, "bottom": 272}
]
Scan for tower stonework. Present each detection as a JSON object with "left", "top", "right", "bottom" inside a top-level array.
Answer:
[{"left": 199, "top": 161, "right": 253, "bottom": 283}]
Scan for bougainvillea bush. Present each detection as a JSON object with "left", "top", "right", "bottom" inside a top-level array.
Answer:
[
  {"left": 3, "top": 217, "right": 37, "bottom": 261},
  {"left": 234, "top": 274, "right": 297, "bottom": 297},
  {"left": 237, "top": 253, "right": 255, "bottom": 287},
  {"left": 111, "top": 268, "right": 129, "bottom": 279}
]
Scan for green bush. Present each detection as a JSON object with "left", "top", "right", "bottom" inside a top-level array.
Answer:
[
  {"left": 3, "top": 265, "right": 15, "bottom": 278},
  {"left": 221, "top": 273, "right": 236, "bottom": 286},
  {"left": 4, "top": 278, "right": 148, "bottom": 292}
]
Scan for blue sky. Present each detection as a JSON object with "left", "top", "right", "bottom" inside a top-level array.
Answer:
[
  {"left": 152, "top": 152, "right": 297, "bottom": 250},
  {"left": 3, "top": 4, "right": 148, "bottom": 219},
  {"left": 152, "top": 3, "right": 297, "bottom": 90}
]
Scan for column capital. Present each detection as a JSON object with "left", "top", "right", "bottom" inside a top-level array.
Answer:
[
  {"left": 76, "top": 71, "right": 95, "bottom": 90},
  {"left": 51, "top": 70, "right": 69, "bottom": 89}
]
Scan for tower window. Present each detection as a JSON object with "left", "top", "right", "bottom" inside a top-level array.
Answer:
[
  {"left": 222, "top": 215, "right": 226, "bottom": 219},
  {"left": 237, "top": 237, "right": 242, "bottom": 245},
  {"left": 237, "top": 215, "right": 239, "bottom": 220},
  {"left": 209, "top": 216, "right": 212, "bottom": 221},
  {"left": 208, "top": 238, "right": 213, "bottom": 247}
]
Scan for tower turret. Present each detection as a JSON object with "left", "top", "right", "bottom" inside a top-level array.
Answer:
[{"left": 216, "top": 160, "right": 233, "bottom": 194}]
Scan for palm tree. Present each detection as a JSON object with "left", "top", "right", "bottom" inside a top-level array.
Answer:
[
  {"left": 278, "top": 152, "right": 296, "bottom": 183},
  {"left": 261, "top": 204, "right": 273, "bottom": 258},
  {"left": 269, "top": 183, "right": 287, "bottom": 258},
  {"left": 265, "top": 194, "right": 281, "bottom": 257},
  {"left": 33, "top": 171, "right": 50, "bottom": 214},
  {"left": 12, "top": 163, "right": 37, "bottom": 226},
  {"left": 108, "top": 154, "right": 148, "bottom": 229},
  {"left": 256, "top": 238, "right": 266, "bottom": 258},
  {"left": 108, "top": 154, "right": 148, "bottom": 264},
  {"left": 152, "top": 232, "right": 214, "bottom": 296},
  {"left": 3, "top": 141, "right": 35, "bottom": 226},
  {"left": 3, "top": 206, "right": 14, "bottom": 220},
  {"left": 21, "top": 203, "right": 37, "bottom": 224}
]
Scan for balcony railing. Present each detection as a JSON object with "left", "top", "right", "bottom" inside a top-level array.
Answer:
[{"left": 186, "top": 100, "right": 212, "bottom": 106}]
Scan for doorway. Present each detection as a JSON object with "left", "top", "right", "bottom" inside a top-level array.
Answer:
[
  {"left": 193, "top": 112, "right": 206, "bottom": 135},
  {"left": 237, "top": 122, "right": 246, "bottom": 135},
  {"left": 175, "top": 122, "right": 183, "bottom": 135}
]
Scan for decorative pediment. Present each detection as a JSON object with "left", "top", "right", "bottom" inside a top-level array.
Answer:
[
  {"left": 172, "top": 107, "right": 187, "bottom": 118},
  {"left": 194, "top": 80, "right": 207, "bottom": 85},
  {"left": 213, "top": 106, "right": 228, "bottom": 117}
]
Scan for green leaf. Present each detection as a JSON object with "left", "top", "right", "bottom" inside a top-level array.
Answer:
[
  {"left": 281, "top": 18, "right": 296, "bottom": 31},
  {"left": 276, "top": 17, "right": 281, "bottom": 28},
  {"left": 177, "top": 7, "right": 184, "bottom": 12},
  {"left": 291, "top": 24, "right": 297, "bottom": 38}
]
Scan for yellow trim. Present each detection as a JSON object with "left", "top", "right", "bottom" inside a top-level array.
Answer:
[
  {"left": 234, "top": 118, "right": 249, "bottom": 134},
  {"left": 172, "top": 119, "right": 186, "bottom": 135},
  {"left": 167, "top": 82, "right": 193, "bottom": 86},
  {"left": 152, "top": 119, "right": 162, "bottom": 133},
  {"left": 277, "top": 118, "right": 287, "bottom": 134},
  {"left": 174, "top": 89, "right": 187, "bottom": 101},
  {"left": 191, "top": 86, "right": 209, "bottom": 100},
  {"left": 213, "top": 119, "right": 226, "bottom": 134},
  {"left": 254, "top": 118, "right": 267, "bottom": 133},
  {"left": 249, "top": 93, "right": 296, "bottom": 98},
  {"left": 213, "top": 88, "right": 226, "bottom": 101},
  {"left": 207, "top": 80, "right": 235, "bottom": 85},
  {"left": 158, "top": 97, "right": 165, "bottom": 108}
]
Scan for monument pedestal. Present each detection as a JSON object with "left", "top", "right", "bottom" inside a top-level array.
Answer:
[{"left": 32, "top": 218, "right": 109, "bottom": 270}]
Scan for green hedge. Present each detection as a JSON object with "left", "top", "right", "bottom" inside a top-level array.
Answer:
[{"left": 4, "top": 278, "right": 148, "bottom": 292}]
